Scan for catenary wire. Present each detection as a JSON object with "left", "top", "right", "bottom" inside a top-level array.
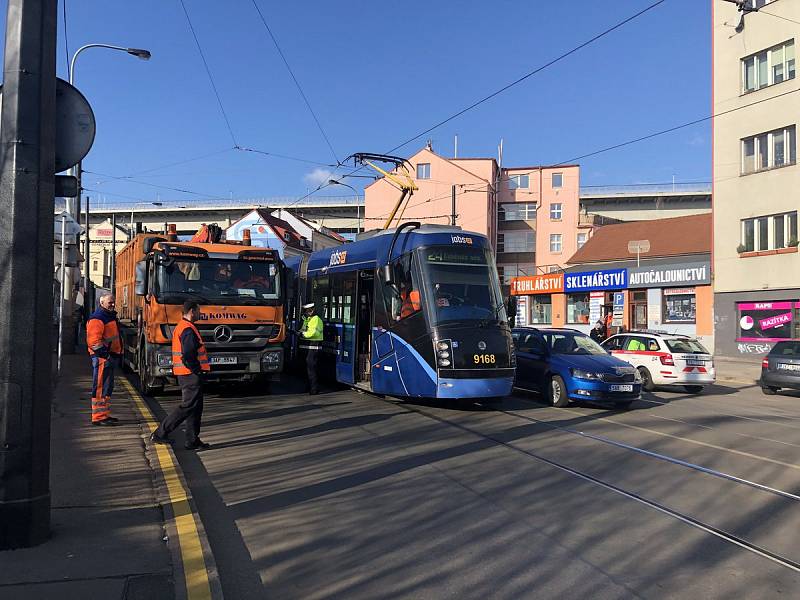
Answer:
[
  {"left": 384, "top": 0, "right": 670, "bottom": 155},
  {"left": 178, "top": 0, "right": 238, "bottom": 146},
  {"left": 248, "top": 0, "right": 340, "bottom": 165}
]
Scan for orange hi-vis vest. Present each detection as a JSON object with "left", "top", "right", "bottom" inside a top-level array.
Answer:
[
  {"left": 172, "top": 320, "right": 211, "bottom": 376},
  {"left": 86, "top": 310, "right": 123, "bottom": 356}
]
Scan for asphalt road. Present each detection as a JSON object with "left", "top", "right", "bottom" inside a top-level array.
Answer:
[{"left": 147, "top": 378, "right": 800, "bottom": 600}]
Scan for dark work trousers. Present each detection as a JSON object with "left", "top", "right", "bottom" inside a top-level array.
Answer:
[
  {"left": 305, "top": 348, "right": 319, "bottom": 394},
  {"left": 156, "top": 373, "right": 204, "bottom": 443}
]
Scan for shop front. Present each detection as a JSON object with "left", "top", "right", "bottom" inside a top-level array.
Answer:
[{"left": 509, "top": 273, "right": 563, "bottom": 327}]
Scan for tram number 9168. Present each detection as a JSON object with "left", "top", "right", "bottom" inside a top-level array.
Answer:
[{"left": 473, "top": 354, "right": 496, "bottom": 365}]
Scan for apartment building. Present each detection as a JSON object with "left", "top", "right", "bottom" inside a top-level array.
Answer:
[
  {"left": 713, "top": 1, "right": 800, "bottom": 359},
  {"left": 363, "top": 146, "right": 583, "bottom": 286}
]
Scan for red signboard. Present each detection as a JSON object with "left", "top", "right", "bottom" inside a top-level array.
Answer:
[{"left": 510, "top": 273, "right": 564, "bottom": 295}]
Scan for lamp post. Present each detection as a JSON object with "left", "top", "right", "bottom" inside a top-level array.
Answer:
[
  {"left": 327, "top": 179, "right": 362, "bottom": 235},
  {"left": 130, "top": 202, "right": 163, "bottom": 239}
]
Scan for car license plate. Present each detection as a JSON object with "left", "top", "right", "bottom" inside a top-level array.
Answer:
[
  {"left": 686, "top": 359, "right": 705, "bottom": 366},
  {"left": 609, "top": 384, "right": 633, "bottom": 392},
  {"left": 778, "top": 363, "right": 800, "bottom": 371},
  {"left": 210, "top": 356, "right": 237, "bottom": 365}
]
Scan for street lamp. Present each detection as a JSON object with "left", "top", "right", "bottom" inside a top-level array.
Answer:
[
  {"left": 130, "top": 202, "right": 163, "bottom": 239},
  {"left": 327, "top": 179, "right": 363, "bottom": 234}
]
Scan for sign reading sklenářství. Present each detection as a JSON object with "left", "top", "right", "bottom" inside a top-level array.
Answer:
[
  {"left": 564, "top": 268, "right": 627, "bottom": 292},
  {"left": 627, "top": 261, "right": 710, "bottom": 288}
]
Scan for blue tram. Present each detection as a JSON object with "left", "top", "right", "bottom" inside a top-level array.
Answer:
[{"left": 284, "top": 223, "right": 515, "bottom": 399}]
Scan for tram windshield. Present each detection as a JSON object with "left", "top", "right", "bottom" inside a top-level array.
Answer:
[{"left": 418, "top": 246, "right": 506, "bottom": 326}]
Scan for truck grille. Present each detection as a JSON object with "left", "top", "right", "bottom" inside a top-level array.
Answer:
[{"left": 196, "top": 324, "right": 280, "bottom": 350}]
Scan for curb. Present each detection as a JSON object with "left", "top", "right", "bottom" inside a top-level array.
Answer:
[{"left": 123, "top": 379, "right": 224, "bottom": 600}]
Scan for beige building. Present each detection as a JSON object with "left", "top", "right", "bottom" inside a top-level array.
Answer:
[{"left": 713, "top": 0, "right": 800, "bottom": 359}]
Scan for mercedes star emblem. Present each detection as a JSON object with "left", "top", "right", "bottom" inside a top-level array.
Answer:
[{"left": 213, "top": 325, "right": 233, "bottom": 343}]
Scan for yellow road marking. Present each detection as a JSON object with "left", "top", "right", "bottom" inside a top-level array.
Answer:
[
  {"left": 558, "top": 406, "right": 800, "bottom": 471},
  {"left": 122, "top": 379, "right": 213, "bottom": 600}
]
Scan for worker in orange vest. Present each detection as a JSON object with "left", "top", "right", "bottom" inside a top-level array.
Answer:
[
  {"left": 150, "top": 300, "right": 212, "bottom": 450},
  {"left": 397, "top": 286, "right": 421, "bottom": 320},
  {"left": 86, "top": 294, "right": 123, "bottom": 426}
]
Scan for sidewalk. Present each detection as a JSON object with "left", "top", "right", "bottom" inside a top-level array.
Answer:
[
  {"left": 714, "top": 355, "right": 763, "bottom": 387},
  {"left": 0, "top": 354, "right": 173, "bottom": 599}
]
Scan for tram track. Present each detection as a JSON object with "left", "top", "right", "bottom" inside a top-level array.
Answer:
[{"left": 376, "top": 394, "right": 800, "bottom": 575}]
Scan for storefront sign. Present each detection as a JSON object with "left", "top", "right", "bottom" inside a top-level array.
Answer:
[
  {"left": 737, "top": 301, "right": 800, "bottom": 342},
  {"left": 510, "top": 273, "right": 564, "bottom": 295},
  {"left": 663, "top": 287, "right": 696, "bottom": 296},
  {"left": 627, "top": 261, "right": 710, "bottom": 288},
  {"left": 564, "top": 268, "right": 627, "bottom": 292}
]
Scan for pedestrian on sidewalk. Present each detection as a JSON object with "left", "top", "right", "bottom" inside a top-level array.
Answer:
[
  {"left": 298, "top": 302, "right": 323, "bottom": 395},
  {"left": 151, "top": 301, "right": 211, "bottom": 450},
  {"left": 86, "top": 294, "right": 122, "bottom": 426},
  {"left": 590, "top": 319, "right": 606, "bottom": 343}
]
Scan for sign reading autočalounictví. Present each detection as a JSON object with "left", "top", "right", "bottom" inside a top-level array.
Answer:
[
  {"left": 627, "top": 261, "right": 711, "bottom": 288},
  {"left": 564, "top": 268, "right": 627, "bottom": 292}
]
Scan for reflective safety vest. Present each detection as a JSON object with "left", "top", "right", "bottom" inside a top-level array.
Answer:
[
  {"left": 86, "top": 309, "right": 123, "bottom": 356},
  {"left": 399, "top": 289, "right": 421, "bottom": 319},
  {"left": 172, "top": 319, "right": 211, "bottom": 375},
  {"left": 299, "top": 314, "right": 323, "bottom": 348}
]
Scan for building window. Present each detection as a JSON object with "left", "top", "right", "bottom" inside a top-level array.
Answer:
[
  {"left": 530, "top": 295, "right": 552, "bottom": 324},
  {"left": 497, "top": 231, "right": 534, "bottom": 253},
  {"left": 501, "top": 264, "right": 535, "bottom": 285},
  {"left": 741, "top": 125, "right": 796, "bottom": 174},
  {"left": 550, "top": 203, "right": 562, "bottom": 221},
  {"left": 567, "top": 293, "right": 590, "bottom": 324},
  {"left": 508, "top": 174, "right": 530, "bottom": 190},
  {"left": 499, "top": 202, "right": 537, "bottom": 221},
  {"left": 547, "top": 265, "right": 561, "bottom": 274},
  {"left": 746, "top": 0, "right": 775, "bottom": 11},
  {"left": 552, "top": 172, "right": 563, "bottom": 188},
  {"left": 92, "top": 260, "right": 98, "bottom": 272},
  {"left": 577, "top": 232, "right": 588, "bottom": 249},
  {"left": 549, "top": 233, "right": 562, "bottom": 253},
  {"left": 416, "top": 163, "right": 431, "bottom": 179},
  {"left": 663, "top": 289, "right": 696, "bottom": 324},
  {"left": 741, "top": 211, "right": 798, "bottom": 251}
]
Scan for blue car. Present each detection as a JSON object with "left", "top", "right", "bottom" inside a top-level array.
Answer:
[{"left": 512, "top": 327, "right": 642, "bottom": 408}]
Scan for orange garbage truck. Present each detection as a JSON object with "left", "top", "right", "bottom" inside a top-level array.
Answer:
[{"left": 115, "top": 226, "right": 285, "bottom": 394}]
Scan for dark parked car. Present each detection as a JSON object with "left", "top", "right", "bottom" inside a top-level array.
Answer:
[
  {"left": 760, "top": 341, "right": 800, "bottom": 395},
  {"left": 512, "top": 327, "right": 642, "bottom": 408}
]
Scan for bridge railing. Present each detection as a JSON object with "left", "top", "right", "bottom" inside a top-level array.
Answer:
[
  {"left": 55, "top": 195, "right": 364, "bottom": 213},
  {"left": 579, "top": 182, "right": 711, "bottom": 196}
]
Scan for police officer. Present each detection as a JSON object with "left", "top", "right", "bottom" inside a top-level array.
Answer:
[
  {"left": 151, "top": 301, "right": 211, "bottom": 450},
  {"left": 299, "top": 302, "right": 323, "bottom": 395},
  {"left": 86, "top": 294, "right": 122, "bottom": 426}
]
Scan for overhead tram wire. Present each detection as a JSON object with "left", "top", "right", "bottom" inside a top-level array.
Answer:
[
  {"left": 249, "top": 0, "right": 341, "bottom": 165},
  {"left": 84, "top": 169, "right": 233, "bottom": 200},
  {"left": 278, "top": 0, "right": 672, "bottom": 209},
  {"left": 383, "top": 0, "right": 670, "bottom": 155},
  {"left": 178, "top": 0, "right": 238, "bottom": 146}
]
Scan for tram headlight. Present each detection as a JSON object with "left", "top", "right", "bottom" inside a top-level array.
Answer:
[
  {"left": 437, "top": 342, "right": 449, "bottom": 351},
  {"left": 438, "top": 351, "right": 450, "bottom": 359},
  {"left": 435, "top": 339, "right": 453, "bottom": 367},
  {"left": 439, "top": 359, "right": 451, "bottom": 367}
]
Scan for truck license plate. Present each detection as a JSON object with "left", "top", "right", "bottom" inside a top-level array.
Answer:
[
  {"left": 210, "top": 356, "right": 237, "bottom": 365},
  {"left": 609, "top": 384, "right": 633, "bottom": 392},
  {"left": 778, "top": 363, "right": 800, "bottom": 371}
]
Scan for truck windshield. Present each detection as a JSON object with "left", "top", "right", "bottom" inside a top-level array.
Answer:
[
  {"left": 418, "top": 245, "right": 506, "bottom": 326},
  {"left": 156, "top": 258, "right": 280, "bottom": 305}
]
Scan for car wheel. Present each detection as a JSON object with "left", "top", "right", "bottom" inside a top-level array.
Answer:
[
  {"left": 762, "top": 386, "right": 779, "bottom": 395},
  {"left": 550, "top": 375, "right": 569, "bottom": 408},
  {"left": 638, "top": 367, "right": 655, "bottom": 392},
  {"left": 684, "top": 385, "right": 704, "bottom": 394}
]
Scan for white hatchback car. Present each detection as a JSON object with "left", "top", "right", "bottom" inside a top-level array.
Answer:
[{"left": 602, "top": 331, "right": 715, "bottom": 393}]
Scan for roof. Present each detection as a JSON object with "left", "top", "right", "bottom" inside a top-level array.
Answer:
[
  {"left": 566, "top": 213, "right": 712, "bottom": 264},
  {"left": 255, "top": 209, "right": 306, "bottom": 251}
]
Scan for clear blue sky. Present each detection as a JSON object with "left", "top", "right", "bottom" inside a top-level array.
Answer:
[{"left": 0, "top": 0, "right": 710, "bottom": 204}]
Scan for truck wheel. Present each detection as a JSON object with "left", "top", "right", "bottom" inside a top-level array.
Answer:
[{"left": 137, "top": 345, "right": 163, "bottom": 396}]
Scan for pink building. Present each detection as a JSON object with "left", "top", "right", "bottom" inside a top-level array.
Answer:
[{"left": 364, "top": 146, "right": 583, "bottom": 285}]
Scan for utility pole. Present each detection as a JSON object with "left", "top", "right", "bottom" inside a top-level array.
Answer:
[
  {"left": 0, "top": 0, "right": 58, "bottom": 549},
  {"left": 451, "top": 185, "right": 457, "bottom": 226},
  {"left": 110, "top": 213, "right": 117, "bottom": 292},
  {"left": 83, "top": 195, "right": 91, "bottom": 306}
]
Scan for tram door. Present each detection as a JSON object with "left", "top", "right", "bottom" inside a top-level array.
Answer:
[{"left": 356, "top": 270, "right": 374, "bottom": 385}]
